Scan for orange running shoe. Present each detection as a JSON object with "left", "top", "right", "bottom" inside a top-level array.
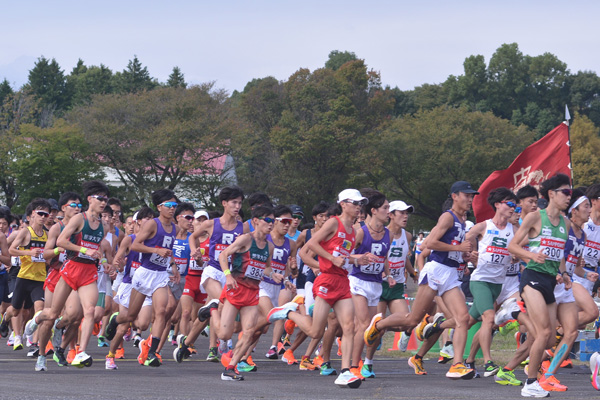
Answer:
[
  {"left": 350, "top": 367, "right": 365, "bottom": 381},
  {"left": 189, "top": 345, "right": 197, "bottom": 355},
  {"left": 415, "top": 314, "right": 430, "bottom": 341},
  {"left": 221, "top": 350, "right": 233, "bottom": 368},
  {"left": 539, "top": 375, "right": 568, "bottom": 391},
  {"left": 336, "top": 337, "right": 342, "bottom": 357},
  {"left": 299, "top": 356, "right": 316, "bottom": 371},
  {"left": 541, "top": 360, "right": 550, "bottom": 374},
  {"left": 313, "top": 355, "right": 324, "bottom": 368},
  {"left": 284, "top": 319, "right": 296, "bottom": 335},
  {"left": 46, "top": 341, "right": 54, "bottom": 353},
  {"left": 247, "top": 355, "right": 256, "bottom": 366},
  {"left": 67, "top": 348, "right": 77, "bottom": 364},
  {"left": 93, "top": 322, "right": 100, "bottom": 336},
  {"left": 291, "top": 295, "right": 305, "bottom": 305},
  {"left": 137, "top": 338, "right": 150, "bottom": 365},
  {"left": 115, "top": 347, "right": 125, "bottom": 359},
  {"left": 156, "top": 353, "right": 163, "bottom": 363},
  {"left": 277, "top": 341, "right": 286, "bottom": 355},
  {"left": 282, "top": 349, "right": 298, "bottom": 365},
  {"left": 560, "top": 358, "right": 572, "bottom": 368}
]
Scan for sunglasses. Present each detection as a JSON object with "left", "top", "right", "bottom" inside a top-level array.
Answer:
[
  {"left": 10, "top": 224, "right": 18, "bottom": 229},
  {"left": 502, "top": 201, "right": 517, "bottom": 209},
  {"left": 276, "top": 217, "right": 293, "bottom": 225},
  {"left": 68, "top": 203, "right": 82, "bottom": 209},
  {"left": 159, "top": 202, "right": 178, "bottom": 208},
  {"left": 292, "top": 214, "right": 303, "bottom": 219},
  {"left": 259, "top": 217, "right": 275, "bottom": 224},
  {"left": 553, "top": 188, "right": 572, "bottom": 196},
  {"left": 515, "top": 207, "right": 522, "bottom": 213},
  {"left": 343, "top": 200, "right": 366, "bottom": 206},
  {"left": 36, "top": 210, "right": 50, "bottom": 217},
  {"left": 181, "top": 215, "right": 194, "bottom": 221},
  {"left": 90, "top": 195, "right": 108, "bottom": 202}
]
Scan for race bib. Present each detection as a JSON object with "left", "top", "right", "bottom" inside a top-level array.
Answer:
[
  {"left": 388, "top": 260, "right": 405, "bottom": 279},
  {"left": 448, "top": 240, "right": 463, "bottom": 263},
  {"left": 149, "top": 250, "right": 171, "bottom": 268},
  {"left": 584, "top": 240, "right": 600, "bottom": 266},
  {"left": 31, "top": 252, "right": 45, "bottom": 263},
  {"left": 482, "top": 244, "right": 510, "bottom": 266},
  {"left": 189, "top": 259, "right": 204, "bottom": 271},
  {"left": 130, "top": 261, "right": 141, "bottom": 278},
  {"left": 540, "top": 238, "right": 565, "bottom": 262},
  {"left": 360, "top": 255, "right": 385, "bottom": 275},
  {"left": 58, "top": 251, "right": 67, "bottom": 263},
  {"left": 270, "top": 260, "right": 286, "bottom": 275},
  {"left": 172, "top": 257, "right": 188, "bottom": 275},
  {"left": 506, "top": 262, "right": 520, "bottom": 275},
  {"left": 79, "top": 240, "right": 100, "bottom": 261},
  {"left": 565, "top": 254, "right": 578, "bottom": 275},
  {"left": 244, "top": 259, "right": 266, "bottom": 280}
]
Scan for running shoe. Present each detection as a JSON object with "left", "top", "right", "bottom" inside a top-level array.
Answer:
[
  {"left": 246, "top": 355, "right": 256, "bottom": 366},
  {"left": 299, "top": 357, "right": 316, "bottom": 371},
  {"left": 284, "top": 319, "right": 296, "bottom": 335},
  {"left": 350, "top": 367, "right": 365, "bottom": 381},
  {"left": 361, "top": 364, "right": 375, "bottom": 378},
  {"left": 218, "top": 339, "right": 228, "bottom": 355},
  {"left": 277, "top": 341, "right": 286, "bottom": 355},
  {"left": 266, "top": 346, "right": 278, "bottom": 359},
  {"left": 221, "top": 368, "right": 244, "bottom": 381},
  {"left": 484, "top": 360, "right": 500, "bottom": 377},
  {"left": 591, "top": 351, "right": 600, "bottom": 390},
  {"left": 446, "top": 362, "right": 475, "bottom": 380},
  {"left": 13, "top": 335, "right": 23, "bottom": 351},
  {"left": 27, "top": 344, "right": 40, "bottom": 358},
  {"left": 24, "top": 310, "right": 41, "bottom": 337},
  {"left": 92, "top": 322, "right": 100, "bottom": 336},
  {"left": 138, "top": 338, "right": 150, "bottom": 365},
  {"left": 422, "top": 312, "right": 445, "bottom": 340},
  {"left": 415, "top": 314, "right": 430, "bottom": 341},
  {"left": 495, "top": 368, "right": 522, "bottom": 386},
  {"left": 408, "top": 356, "right": 427, "bottom": 375},
  {"left": 320, "top": 361, "right": 337, "bottom": 376},
  {"left": 334, "top": 370, "right": 362, "bottom": 388},
  {"left": 198, "top": 299, "right": 219, "bottom": 322},
  {"left": 105, "top": 356, "right": 118, "bottom": 370},
  {"left": 336, "top": 337, "right": 342, "bottom": 356},
  {"left": 220, "top": 350, "right": 233, "bottom": 368},
  {"left": 144, "top": 353, "right": 161, "bottom": 367},
  {"left": 206, "top": 346, "right": 219, "bottom": 362},
  {"left": 115, "top": 347, "right": 125, "bottom": 359},
  {"left": 282, "top": 349, "right": 298, "bottom": 365},
  {"left": 499, "top": 320, "right": 519, "bottom": 335},
  {"left": 308, "top": 304, "right": 314, "bottom": 317},
  {"left": 465, "top": 362, "right": 480, "bottom": 378},
  {"left": 291, "top": 294, "right": 305, "bottom": 305},
  {"left": 71, "top": 351, "right": 93, "bottom": 368},
  {"left": 539, "top": 375, "right": 567, "bottom": 391},
  {"left": 313, "top": 355, "right": 324, "bottom": 368},
  {"left": 67, "top": 348, "right": 77, "bottom": 364},
  {"left": 560, "top": 358, "right": 572, "bottom": 368},
  {"left": 51, "top": 318, "right": 64, "bottom": 349},
  {"left": 123, "top": 326, "right": 133, "bottom": 342},
  {"left": 168, "top": 329, "right": 175, "bottom": 343},
  {"left": 282, "top": 335, "right": 291, "bottom": 347},
  {"left": 188, "top": 344, "right": 198, "bottom": 355},
  {"left": 53, "top": 348, "right": 69, "bottom": 367},
  {"left": 97, "top": 335, "right": 109, "bottom": 347},
  {"left": 363, "top": 313, "right": 383, "bottom": 346},
  {"left": 524, "top": 364, "right": 544, "bottom": 380},
  {"left": 267, "top": 302, "right": 299, "bottom": 323},
  {"left": 35, "top": 355, "right": 47, "bottom": 372},
  {"left": 104, "top": 312, "right": 119, "bottom": 341},
  {"left": 438, "top": 343, "right": 454, "bottom": 364},
  {"left": 173, "top": 335, "right": 190, "bottom": 363},
  {"left": 7, "top": 331, "right": 14, "bottom": 346},
  {"left": 521, "top": 380, "right": 550, "bottom": 397},
  {"left": 238, "top": 360, "right": 257, "bottom": 372},
  {"left": 200, "top": 326, "right": 209, "bottom": 337},
  {"left": 495, "top": 297, "right": 520, "bottom": 326},
  {"left": 133, "top": 333, "right": 142, "bottom": 348},
  {"left": 0, "top": 313, "right": 8, "bottom": 338},
  {"left": 398, "top": 331, "right": 411, "bottom": 352}
]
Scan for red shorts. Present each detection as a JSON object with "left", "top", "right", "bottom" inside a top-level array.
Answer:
[
  {"left": 313, "top": 273, "right": 351, "bottom": 307},
  {"left": 182, "top": 274, "right": 208, "bottom": 304},
  {"left": 60, "top": 259, "right": 98, "bottom": 291},
  {"left": 43, "top": 268, "right": 61, "bottom": 293},
  {"left": 220, "top": 283, "right": 259, "bottom": 310}
]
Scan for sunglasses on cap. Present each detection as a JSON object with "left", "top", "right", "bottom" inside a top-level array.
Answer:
[
  {"left": 276, "top": 217, "right": 293, "bottom": 225},
  {"left": 259, "top": 217, "right": 275, "bottom": 224},
  {"left": 501, "top": 201, "right": 517, "bottom": 209},
  {"left": 68, "top": 203, "right": 82, "bottom": 209},
  {"left": 36, "top": 210, "right": 50, "bottom": 217},
  {"left": 159, "top": 201, "right": 178, "bottom": 208},
  {"left": 181, "top": 215, "right": 194, "bottom": 221},
  {"left": 90, "top": 195, "right": 108, "bottom": 202},
  {"left": 553, "top": 188, "right": 572, "bottom": 196}
]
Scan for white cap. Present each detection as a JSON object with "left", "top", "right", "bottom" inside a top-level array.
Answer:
[
  {"left": 337, "top": 189, "right": 368, "bottom": 205},
  {"left": 389, "top": 200, "right": 414, "bottom": 213},
  {"left": 194, "top": 210, "right": 209, "bottom": 220},
  {"left": 132, "top": 212, "right": 139, "bottom": 221}
]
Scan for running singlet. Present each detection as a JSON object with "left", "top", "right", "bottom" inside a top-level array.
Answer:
[
  {"left": 387, "top": 229, "right": 409, "bottom": 284},
  {"left": 350, "top": 225, "right": 390, "bottom": 283},
  {"left": 208, "top": 219, "right": 244, "bottom": 271},
  {"left": 318, "top": 216, "right": 356, "bottom": 277},
  {"left": 564, "top": 227, "right": 586, "bottom": 276},
  {"left": 264, "top": 235, "right": 290, "bottom": 285},
  {"left": 526, "top": 209, "right": 568, "bottom": 276},
  {"left": 140, "top": 218, "right": 176, "bottom": 272},
  {"left": 429, "top": 210, "right": 466, "bottom": 268},
  {"left": 122, "top": 234, "right": 141, "bottom": 284},
  {"left": 17, "top": 226, "right": 48, "bottom": 282},
  {"left": 170, "top": 233, "right": 191, "bottom": 277},
  {"left": 67, "top": 213, "right": 104, "bottom": 264},
  {"left": 231, "top": 238, "right": 269, "bottom": 288},
  {"left": 471, "top": 220, "right": 514, "bottom": 284},
  {"left": 188, "top": 237, "right": 209, "bottom": 276},
  {"left": 286, "top": 230, "right": 301, "bottom": 242},
  {"left": 583, "top": 218, "right": 600, "bottom": 271}
]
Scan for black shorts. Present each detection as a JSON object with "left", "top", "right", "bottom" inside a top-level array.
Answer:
[
  {"left": 519, "top": 268, "right": 556, "bottom": 305},
  {"left": 11, "top": 277, "right": 44, "bottom": 310},
  {"left": 0, "top": 273, "right": 9, "bottom": 303}
]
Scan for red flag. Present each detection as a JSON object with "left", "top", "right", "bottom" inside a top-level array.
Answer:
[{"left": 472, "top": 123, "right": 571, "bottom": 222}]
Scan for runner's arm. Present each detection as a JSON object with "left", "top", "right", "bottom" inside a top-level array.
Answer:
[{"left": 0, "top": 234, "right": 10, "bottom": 266}]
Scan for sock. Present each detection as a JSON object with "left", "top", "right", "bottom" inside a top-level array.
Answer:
[
  {"left": 56, "top": 346, "right": 64, "bottom": 354},
  {"left": 270, "top": 345, "right": 276, "bottom": 350},
  {"left": 301, "top": 356, "right": 309, "bottom": 361},
  {"left": 170, "top": 324, "right": 174, "bottom": 330},
  {"left": 502, "top": 367, "right": 512, "bottom": 372},
  {"left": 415, "top": 354, "right": 423, "bottom": 360},
  {"left": 108, "top": 351, "right": 115, "bottom": 358},
  {"left": 364, "top": 358, "right": 373, "bottom": 365},
  {"left": 444, "top": 341, "right": 452, "bottom": 347},
  {"left": 351, "top": 365, "right": 358, "bottom": 369},
  {"left": 341, "top": 368, "right": 349, "bottom": 373},
  {"left": 149, "top": 336, "right": 160, "bottom": 354},
  {"left": 526, "top": 378, "right": 537, "bottom": 385},
  {"left": 226, "top": 364, "right": 235, "bottom": 371}
]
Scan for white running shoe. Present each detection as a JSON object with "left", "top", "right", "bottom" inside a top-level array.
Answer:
[
  {"left": 591, "top": 352, "right": 600, "bottom": 390},
  {"left": 71, "top": 351, "right": 93, "bottom": 368},
  {"left": 334, "top": 370, "right": 362, "bottom": 388},
  {"left": 24, "top": 310, "right": 42, "bottom": 337},
  {"left": 105, "top": 356, "right": 118, "bottom": 370},
  {"left": 399, "top": 332, "right": 411, "bottom": 352},
  {"left": 440, "top": 343, "right": 454, "bottom": 358},
  {"left": 521, "top": 380, "right": 549, "bottom": 397},
  {"left": 495, "top": 298, "right": 519, "bottom": 326},
  {"left": 35, "top": 355, "right": 47, "bottom": 372},
  {"left": 267, "top": 302, "right": 299, "bottom": 323}
]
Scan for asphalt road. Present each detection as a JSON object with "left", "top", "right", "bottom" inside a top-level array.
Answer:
[{"left": 0, "top": 333, "right": 596, "bottom": 400}]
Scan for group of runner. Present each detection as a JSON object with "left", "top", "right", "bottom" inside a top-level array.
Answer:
[{"left": 2, "top": 177, "right": 600, "bottom": 397}]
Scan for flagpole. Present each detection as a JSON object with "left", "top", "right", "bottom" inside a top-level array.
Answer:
[{"left": 565, "top": 105, "right": 573, "bottom": 184}]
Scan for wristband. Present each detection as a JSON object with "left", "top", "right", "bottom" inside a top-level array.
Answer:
[
  {"left": 224, "top": 269, "right": 231, "bottom": 276},
  {"left": 584, "top": 271, "right": 588, "bottom": 279},
  {"left": 54, "top": 248, "right": 60, "bottom": 256},
  {"left": 100, "top": 258, "right": 107, "bottom": 265},
  {"left": 284, "top": 277, "right": 290, "bottom": 284},
  {"left": 80, "top": 247, "right": 87, "bottom": 255},
  {"left": 561, "top": 271, "right": 569, "bottom": 277}
]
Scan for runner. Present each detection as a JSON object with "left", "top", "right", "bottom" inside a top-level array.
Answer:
[
  {"left": 287, "top": 205, "right": 304, "bottom": 241},
  {"left": 507, "top": 173, "right": 572, "bottom": 398}
]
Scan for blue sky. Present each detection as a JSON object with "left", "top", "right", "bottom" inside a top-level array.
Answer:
[{"left": 1, "top": 0, "right": 598, "bottom": 94}]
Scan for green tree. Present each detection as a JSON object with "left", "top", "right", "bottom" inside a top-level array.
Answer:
[
  {"left": 325, "top": 50, "right": 358, "bottom": 71},
  {"left": 571, "top": 113, "right": 600, "bottom": 187},
  {"left": 167, "top": 66, "right": 187, "bottom": 88},
  {"left": 68, "top": 64, "right": 114, "bottom": 106},
  {"left": 569, "top": 71, "right": 600, "bottom": 127},
  {"left": 114, "top": 55, "right": 157, "bottom": 93},
  {"left": 26, "top": 56, "right": 69, "bottom": 113},
  {"left": 0, "top": 79, "right": 13, "bottom": 106}
]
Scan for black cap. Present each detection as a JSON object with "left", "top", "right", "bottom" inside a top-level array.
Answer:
[
  {"left": 450, "top": 181, "right": 479, "bottom": 195},
  {"left": 48, "top": 198, "right": 59, "bottom": 211},
  {"left": 0, "top": 206, "right": 10, "bottom": 214},
  {"left": 289, "top": 204, "right": 304, "bottom": 216}
]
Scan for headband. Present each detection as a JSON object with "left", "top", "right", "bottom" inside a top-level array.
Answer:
[{"left": 568, "top": 196, "right": 588, "bottom": 215}]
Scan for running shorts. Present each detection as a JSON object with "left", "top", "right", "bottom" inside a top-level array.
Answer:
[
  {"left": 201, "top": 265, "right": 226, "bottom": 289},
  {"left": 132, "top": 267, "right": 169, "bottom": 297},
  {"left": 349, "top": 275, "right": 382, "bottom": 307},
  {"left": 418, "top": 260, "right": 461, "bottom": 296},
  {"left": 11, "top": 277, "right": 44, "bottom": 310},
  {"left": 312, "top": 273, "right": 351, "bottom": 308},
  {"left": 43, "top": 268, "right": 61, "bottom": 293},
  {"left": 380, "top": 280, "right": 405, "bottom": 302},
  {"left": 496, "top": 275, "right": 520, "bottom": 305},
  {"left": 220, "top": 283, "right": 259, "bottom": 309},
  {"left": 259, "top": 281, "right": 280, "bottom": 307},
  {"left": 468, "top": 280, "right": 502, "bottom": 319},
  {"left": 519, "top": 268, "right": 556, "bottom": 305},
  {"left": 182, "top": 274, "right": 207, "bottom": 304},
  {"left": 554, "top": 282, "right": 575, "bottom": 304},
  {"left": 60, "top": 259, "right": 98, "bottom": 291}
]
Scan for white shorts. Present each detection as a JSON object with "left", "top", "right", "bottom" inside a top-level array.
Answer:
[
  {"left": 554, "top": 282, "right": 575, "bottom": 304},
  {"left": 573, "top": 273, "right": 594, "bottom": 295},
  {"left": 259, "top": 281, "right": 280, "bottom": 307},
  {"left": 106, "top": 278, "right": 113, "bottom": 298},
  {"left": 496, "top": 275, "right": 520, "bottom": 305},
  {"left": 418, "top": 260, "right": 461, "bottom": 296},
  {"left": 111, "top": 271, "right": 124, "bottom": 293},
  {"left": 114, "top": 282, "right": 153, "bottom": 309},
  {"left": 305, "top": 281, "right": 315, "bottom": 309},
  {"left": 349, "top": 275, "right": 383, "bottom": 307},
  {"left": 168, "top": 274, "right": 186, "bottom": 300},
  {"left": 201, "top": 265, "right": 226, "bottom": 289},
  {"left": 132, "top": 267, "right": 169, "bottom": 297}
]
